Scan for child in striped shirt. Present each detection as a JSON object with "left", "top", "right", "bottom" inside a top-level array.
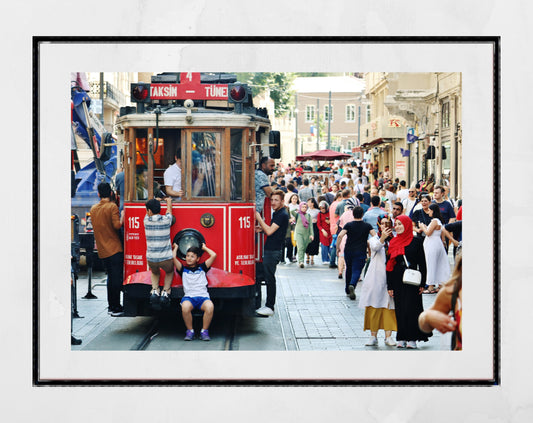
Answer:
[{"left": 144, "top": 196, "right": 176, "bottom": 310}]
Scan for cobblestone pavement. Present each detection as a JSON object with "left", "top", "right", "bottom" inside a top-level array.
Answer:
[{"left": 275, "top": 259, "right": 449, "bottom": 351}]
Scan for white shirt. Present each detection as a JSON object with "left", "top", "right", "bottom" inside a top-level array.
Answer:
[
  {"left": 180, "top": 263, "right": 210, "bottom": 298},
  {"left": 385, "top": 190, "right": 396, "bottom": 203},
  {"left": 397, "top": 188, "right": 409, "bottom": 202},
  {"left": 164, "top": 163, "right": 181, "bottom": 197},
  {"left": 402, "top": 197, "right": 417, "bottom": 216}
]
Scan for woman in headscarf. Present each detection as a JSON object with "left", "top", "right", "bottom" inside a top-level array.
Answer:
[
  {"left": 290, "top": 201, "right": 314, "bottom": 268},
  {"left": 359, "top": 214, "right": 398, "bottom": 347},
  {"left": 386, "top": 214, "right": 431, "bottom": 349},
  {"left": 317, "top": 201, "right": 333, "bottom": 265},
  {"left": 335, "top": 197, "right": 359, "bottom": 279}
]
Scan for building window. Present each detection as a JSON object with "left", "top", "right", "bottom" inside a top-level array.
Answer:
[
  {"left": 442, "top": 101, "right": 450, "bottom": 128},
  {"left": 305, "top": 105, "right": 315, "bottom": 122},
  {"left": 324, "top": 105, "right": 333, "bottom": 122},
  {"left": 366, "top": 104, "right": 371, "bottom": 123},
  {"left": 345, "top": 104, "right": 355, "bottom": 122}
]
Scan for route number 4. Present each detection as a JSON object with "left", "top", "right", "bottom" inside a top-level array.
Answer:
[{"left": 238, "top": 216, "right": 251, "bottom": 229}]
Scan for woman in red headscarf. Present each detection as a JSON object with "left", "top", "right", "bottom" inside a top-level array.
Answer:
[{"left": 386, "top": 214, "right": 431, "bottom": 349}]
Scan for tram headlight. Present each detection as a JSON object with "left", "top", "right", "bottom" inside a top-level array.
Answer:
[
  {"left": 173, "top": 229, "right": 206, "bottom": 260},
  {"left": 131, "top": 83, "right": 151, "bottom": 103},
  {"left": 228, "top": 83, "right": 249, "bottom": 103}
]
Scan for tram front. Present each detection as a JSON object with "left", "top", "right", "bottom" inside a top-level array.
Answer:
[{"left": 116, "top": 72, "right": 277, "bottom": 316}]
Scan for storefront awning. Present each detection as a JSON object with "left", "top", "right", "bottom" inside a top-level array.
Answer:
[{"left": 360, "top": 138, "right": 394, "bottom": 151}]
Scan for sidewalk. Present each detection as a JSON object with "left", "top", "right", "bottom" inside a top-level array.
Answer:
[{"left": 71, "top": 270, "right": 114, "bottom": 350}]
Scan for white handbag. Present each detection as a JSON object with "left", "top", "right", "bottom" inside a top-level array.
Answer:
[{"left": 402, "top": 255, "right": 422, "bottom": 286}]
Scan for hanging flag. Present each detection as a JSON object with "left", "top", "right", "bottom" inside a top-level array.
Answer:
[
  {"left": 407, "top": 132, "right": 418, "bottom": 143},
  {"left": 310, "top": 125, "right": 316, "bottom": 136},
  {"left": 400, "top": 148, "right": 411, "bottom": 157},
  {"left": 407, "top": 127, "right": 418, "bottom": 144}
]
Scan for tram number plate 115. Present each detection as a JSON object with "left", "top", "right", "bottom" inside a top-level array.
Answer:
[
  {"left": 128, "top": 216, "right": 141, "bottom": 229},
  {"left": 238, "top": 216, "right": 251, "bottom": 229}
]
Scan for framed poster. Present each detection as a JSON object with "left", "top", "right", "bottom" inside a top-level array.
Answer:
[{"left": 34, "top": 37, "right": 498, "bottom": 386}]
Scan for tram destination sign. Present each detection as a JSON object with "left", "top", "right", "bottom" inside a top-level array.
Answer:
[{"left": 150, "top": 72, "right": 228, "bottom": 100}]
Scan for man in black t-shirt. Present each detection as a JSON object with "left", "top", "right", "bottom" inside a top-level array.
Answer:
[
  {"left": 432, "top": 185, "right": 456, "bottom": 224},
  {"left": 254, "top": 190, "right": 289, "bottom": 316},
  {"left": 337, "top": 206, "right": 376, "bottom": 300}
]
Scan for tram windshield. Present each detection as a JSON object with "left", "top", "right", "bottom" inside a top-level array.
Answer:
[{"left": 126, "top": 125, "right": 252, "bottom": 203}]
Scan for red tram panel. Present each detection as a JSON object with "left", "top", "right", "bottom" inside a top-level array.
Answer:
[{"left": 123, "top": 202, "right": 256, "bottom": 290}]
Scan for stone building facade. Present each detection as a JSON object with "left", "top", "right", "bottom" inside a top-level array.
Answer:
[
  {"left": 360, "top": 72, "right": 462, "bottom": 199},
  {"left": 292, "top": 76, "right": 365, "bottom": 159}
]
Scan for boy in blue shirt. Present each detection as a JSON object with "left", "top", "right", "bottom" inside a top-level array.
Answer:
[{"left": 172, "top": 242, "right": 217, "bottom": 341}]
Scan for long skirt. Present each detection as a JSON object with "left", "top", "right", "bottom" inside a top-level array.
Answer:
[
  {"left": 305, "top": 223, "right": 320, "bottom": 256},
  {"left": 364, "top": 307, "right": 397, "bottom": 332}
]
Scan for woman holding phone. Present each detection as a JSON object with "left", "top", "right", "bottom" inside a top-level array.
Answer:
[{"left": 359, "top": 215, "right": 397, "bottom": 347}]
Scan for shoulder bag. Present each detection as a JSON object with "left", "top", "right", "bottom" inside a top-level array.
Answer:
[{"left": 402, "top": 255, "right": 422, "bottom": 286}]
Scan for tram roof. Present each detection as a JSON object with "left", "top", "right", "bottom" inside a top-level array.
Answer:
[{"left": 116, "top": 108, "right": 271, "bottom": 129}]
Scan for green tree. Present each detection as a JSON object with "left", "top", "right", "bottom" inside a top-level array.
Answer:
[{"left": 236, "top": 72, "right": 296, "bottom": 117}]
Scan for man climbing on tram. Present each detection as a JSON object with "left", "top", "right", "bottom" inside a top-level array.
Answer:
[{"left": 255, "top": 156, "right": 275, "bottom": 212}]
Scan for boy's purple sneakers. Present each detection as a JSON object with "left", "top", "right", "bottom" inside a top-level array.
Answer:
[
  {"left": 200, "top": 330, "right": 211, "bottom": 341},
  {"left": 184, "top": 330, "right": 194, "bottom": 341}
]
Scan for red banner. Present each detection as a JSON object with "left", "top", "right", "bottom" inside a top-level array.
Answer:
[{"left": 149, "top": 72, "right": 228, "bottom": 100}]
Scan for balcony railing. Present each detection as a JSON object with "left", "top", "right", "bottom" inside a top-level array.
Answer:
[{"left": 89, "top": 81, "right": 127, "bottom": 108}]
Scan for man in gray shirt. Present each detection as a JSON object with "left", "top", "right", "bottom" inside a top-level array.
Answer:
[{"left": 298, "top": 178, "right": 315, "bottom": 203}]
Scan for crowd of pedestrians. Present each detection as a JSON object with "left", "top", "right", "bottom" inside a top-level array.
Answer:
[
  {"left": 89, "top": 154, "right": 462, "bottom": 349},
  {"left": 255, "top": 157, "right": 463, "bottom": 350}
]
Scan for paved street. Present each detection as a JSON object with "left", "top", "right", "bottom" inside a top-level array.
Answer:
[
  {"left": 274, "top": 259, "right": 446, "bottom": 351},
  {"left": 72, "top": 254, "right": 452, "bottom": 351}
]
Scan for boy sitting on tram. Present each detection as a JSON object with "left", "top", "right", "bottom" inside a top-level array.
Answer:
[{"left": 172, "top": 243, "right": 216, "bottom": 341}]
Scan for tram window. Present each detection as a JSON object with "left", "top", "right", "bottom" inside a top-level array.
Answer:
[
  {"left": 135, "top": 129, "right": 149, "bottom": 167},
  {"left": 159, "top": 128, "right": 180, "bottom": 188},
  {"left": 230, "top": 129, "right": 243, "bottom": 200},
  {"left": 190, "top": 131, "right": 220, "bottom": 197},
  {"left": 134, "top": 128, "right": 181, "bottom": 200}
]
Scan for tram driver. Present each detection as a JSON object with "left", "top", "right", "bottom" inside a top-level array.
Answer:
[{"left": 164, "top": 149, "right": 184, "bottom": 199}]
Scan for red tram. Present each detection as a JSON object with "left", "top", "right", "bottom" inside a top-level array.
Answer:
[{"left": 116, "top": 72, "right": 279, "bottom": 316}]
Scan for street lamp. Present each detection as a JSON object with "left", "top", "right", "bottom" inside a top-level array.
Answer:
[{"left": 293, "top": 105, "right": 298, "bottom": 160}]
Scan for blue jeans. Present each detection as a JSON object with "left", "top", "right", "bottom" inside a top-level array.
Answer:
[
  {"left": 263, "top": 249, "right": 282, "bottom": 310},
  {"left": 329, "top": 235, "right": 337, "bottom": 266},
  {"left": 343, "top": 250, "right": 366, "bottom": 293},
  {"left": 321, "top": 244, "right": 330, "bottom": 263}
]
